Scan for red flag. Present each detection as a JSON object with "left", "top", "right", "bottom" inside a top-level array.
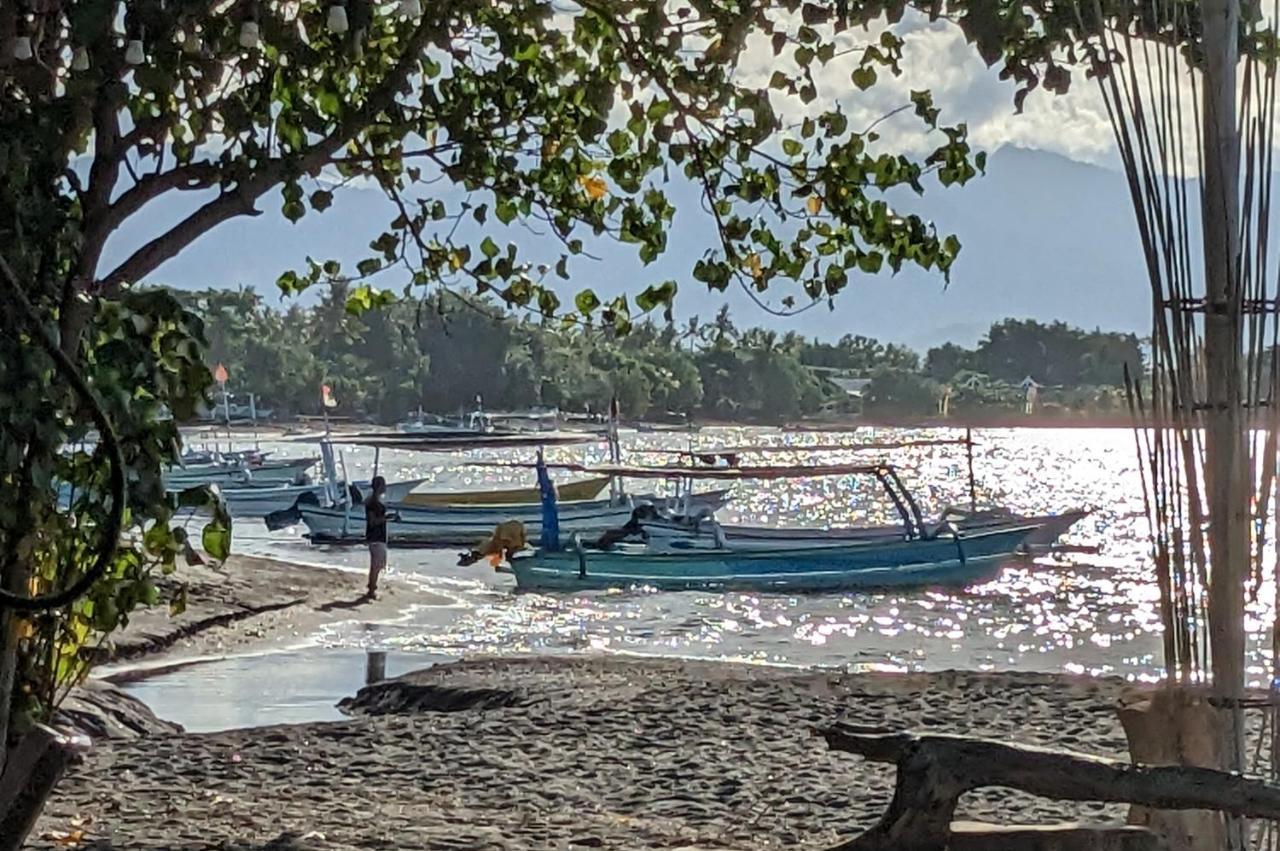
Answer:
[{"left": 213, "top": 363, "right": 228, "bottom": 384}]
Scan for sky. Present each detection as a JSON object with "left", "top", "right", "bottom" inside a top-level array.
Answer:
[{"left": 101, "top": 10, "right": 1162, "bottom": 353}]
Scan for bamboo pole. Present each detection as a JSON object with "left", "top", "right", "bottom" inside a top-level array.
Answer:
[{"left": 1199, "top": 0, "right": 1248, "bottom": 839}]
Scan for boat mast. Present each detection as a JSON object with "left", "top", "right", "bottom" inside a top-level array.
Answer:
[{"left": 965, "top": 428, "right": 977, "bottom": 512}]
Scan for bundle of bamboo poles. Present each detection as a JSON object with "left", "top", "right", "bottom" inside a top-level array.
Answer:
[{"left": 1078, "top": 0, "right": 1280, "bottom": 846}]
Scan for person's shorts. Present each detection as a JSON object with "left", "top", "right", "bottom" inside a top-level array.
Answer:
[{"left": 369, "top": 542, "right": 388, "bottom": 567}]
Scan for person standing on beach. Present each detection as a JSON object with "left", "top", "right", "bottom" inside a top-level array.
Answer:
[{"left": 365, "top": 476, "right": 390, "bottom": 597}]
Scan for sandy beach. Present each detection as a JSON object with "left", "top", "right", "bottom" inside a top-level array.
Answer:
[{"left": 24, "top": 552, "right": 1137, "bottom": 850}]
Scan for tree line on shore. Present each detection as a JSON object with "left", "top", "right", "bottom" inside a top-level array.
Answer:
[{"left": 177, "top": 285, "right": 1145, "bottom": 423}]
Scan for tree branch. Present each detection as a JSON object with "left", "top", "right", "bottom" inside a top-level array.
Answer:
[{"left": 97, "top": 14, "right": 447, "bottom": 296}]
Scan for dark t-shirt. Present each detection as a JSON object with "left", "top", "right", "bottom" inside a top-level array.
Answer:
[{"left": 365, "top": 493, "right": 388, "bottom": 544}]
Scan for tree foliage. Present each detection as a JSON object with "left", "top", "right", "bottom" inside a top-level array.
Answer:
[
  {"left": 183, "top": 288, "right": 837, "bottom": 421},
  {"left": 928, "top": 319, "right": 1144, "bottom": 386},
  {"left": 184, "top": 288, "right": 1143, "bottom": 422},
  {"left": 0, "top": 0, "right": 987, "bottom": 755}
]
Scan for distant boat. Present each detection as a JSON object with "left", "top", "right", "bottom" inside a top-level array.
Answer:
[
  {"left": 505, "top": 523, "right": 1040, "bottom": 592},
  {"left": 634, "top": 421, "right": 700, "bottom": 434},
  {"left": 397, "top": 407, "right": 498, "bottom": 435}
]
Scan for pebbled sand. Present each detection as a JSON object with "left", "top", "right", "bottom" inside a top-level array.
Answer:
[{"left": 32, "top": 655, "right": 1131, "bottom": 851}]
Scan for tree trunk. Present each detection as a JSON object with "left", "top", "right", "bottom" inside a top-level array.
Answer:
[{"left": 1198, "top": 1, "right": 1247, "bottom": 848}]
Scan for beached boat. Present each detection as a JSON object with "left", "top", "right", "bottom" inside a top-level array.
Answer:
[
  {"left": 506, "top": 523, "right": 1039, "bottom": 592},
  {"left": 401, "top": 476, "right": 611, "bottom": 507},
  {"left": 300, "top": 489, "right": 731, "bottom": 546}
]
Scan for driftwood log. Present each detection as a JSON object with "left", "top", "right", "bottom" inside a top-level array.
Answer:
[{"left": 822, "top": 724, "right": 1280, "bottom": 851}]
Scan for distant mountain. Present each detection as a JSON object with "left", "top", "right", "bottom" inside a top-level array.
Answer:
[{"left": 102, "top": 145, "right": 1152, "bottom": 353}]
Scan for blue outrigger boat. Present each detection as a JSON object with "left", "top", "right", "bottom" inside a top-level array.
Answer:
[{"left": 505, "top": 458, "right": 1043, "bottom": 593}]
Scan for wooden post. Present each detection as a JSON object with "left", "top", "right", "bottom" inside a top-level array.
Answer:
[
  {"left": 365, "top": 650, "right": 386, "bottom": 685},
  {"left": 965, "top": 428, "right": 977, "bottom": 512},
  {"left": 1199, "top": 0, "right": 1248, "bottom": 832}
]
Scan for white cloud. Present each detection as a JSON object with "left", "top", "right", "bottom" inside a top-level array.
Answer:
[{"left": 730, "top": 9, "right": 1205, "bottom": 171}]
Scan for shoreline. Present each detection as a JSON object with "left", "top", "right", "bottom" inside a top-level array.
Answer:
[
  {"left": 35, "top": 654, "right": 1134, "bottom": 850},
  {"left": 91, "top": 553, "right": 449, "bottom": 682},
  {"left": 31, "top": 551, "right": 1164, "bottom": 849},
  {"left": 181, "top": 414, "right": 1143, "bottom": 436}
]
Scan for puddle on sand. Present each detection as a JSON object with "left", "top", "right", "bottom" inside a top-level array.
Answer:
[{"left": 119, "top": 647, "right": 452, "bottom": 733}]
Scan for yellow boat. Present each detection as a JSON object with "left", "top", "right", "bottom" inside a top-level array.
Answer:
[{"left": 401, "top": 476, "right": 612, "bottom": 507}]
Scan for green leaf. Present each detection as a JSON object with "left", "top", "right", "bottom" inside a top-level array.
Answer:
[
  {"left": 202, "top": 517, "right": 231, "bottom": 561},
  {"left": 781, "top": 139, "right": 803, "bottom": 157},
  {"left": 575, "top": 289, "right": 601, "bottom": 314},
  {"left": 607, "top": 129, "right": 631, "bottom": 155},
  {"left": 852, "top": 67, "right": 877, "bottom": 91},
  {"left": 481, "top": 236, "right": 500, "bottom": 259},
  {"left": 310, "top": 190, "right": 334, "bottom": 212}
]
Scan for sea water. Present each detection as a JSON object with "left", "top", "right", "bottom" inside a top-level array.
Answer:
[{"left": 126, "top": 426, "right": 1252, "bottom": 731}]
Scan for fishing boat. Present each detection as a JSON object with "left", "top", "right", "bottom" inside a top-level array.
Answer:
[
  {"left": 401, "top": 476, "right": 611, "bottom": 507},
  {"left": 300, "top": 489, "right": 731, "bottom": 546},
  {"left": 639, "top": 506, "right": 1089, "bottom": 555},
  {"left": 507, "top": 525, "right": 1039, "bottom": 592},
  {"left": 626, "top": 436, "right": 1089, "bottom": 555},
  {"left": 218, "top": 475, "right": 429, "bottom": 518},
  {"left": 502, "top": 459, "right": 1043, "bottom": 593},
  {"left": 164, "top": 455, "right": 318, "bottom": 488}
]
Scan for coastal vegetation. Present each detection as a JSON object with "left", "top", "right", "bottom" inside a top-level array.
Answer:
[
  {"left": 3, "top": 0, "right": 1271, "bottom": 847},
  {"left": 181, "top": 285, "right": 1143, "bottom": 423},
  {"left": 0, "top": 1, "right": 987, "bottom": 838}
]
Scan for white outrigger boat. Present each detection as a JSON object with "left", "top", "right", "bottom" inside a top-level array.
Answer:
[
  {"left": 218, "top": 475, "right": 428, "bottom": 518},
  {"left": 299, "top": 488, "right": 731, "bottom": 546},
  {"left": 164, "top": 453, "right": 318, "bottom": 488},
  {"left": 283, "top": 429, "right": 613, "bottom": 542}
]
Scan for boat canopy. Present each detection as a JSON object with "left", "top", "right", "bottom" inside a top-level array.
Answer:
[
  {"left": 470, "top": 460, "right": 891, "bottom": 480},
  {"left": 473, "top": 459, "right": 932, "bottom": 538},
  {"left": 630, "top": 437, "right": 971, "bottom": 462},
  {"left": 291, "top": 431, "right": 592, "bottom": 451}
]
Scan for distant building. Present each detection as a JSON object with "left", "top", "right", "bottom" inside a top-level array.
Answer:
[
  {"left": 1020, "top": 376, "right": 1042, "bottom": 415},
  {"left": 827, "top": 376, "right": 873, "bottom": 399}
]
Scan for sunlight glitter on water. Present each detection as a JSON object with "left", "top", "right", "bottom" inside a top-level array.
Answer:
[{"left": 213, "top": 425, "right": 1280, "bottom": 684}]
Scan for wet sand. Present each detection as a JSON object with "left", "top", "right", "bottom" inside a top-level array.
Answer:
[
  {"left": 33, "top": 655, "right": 1131, "bottom": 850},
  {"left": 97, "top": 554, "right": 448, "bottom": 679}
]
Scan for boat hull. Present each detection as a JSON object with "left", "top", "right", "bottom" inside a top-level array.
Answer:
[
  {"left": 400, "top": 476, "right": 611, "bottom": 507},
  {"left": 220, "top": 483, "right": 329, "bottom": 517},
  {"left": 302, "top": 490, "right": 730, "bottom": 546},
  {"left": 507, "top": 525, "right": 1038, "bottom": 592}
]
